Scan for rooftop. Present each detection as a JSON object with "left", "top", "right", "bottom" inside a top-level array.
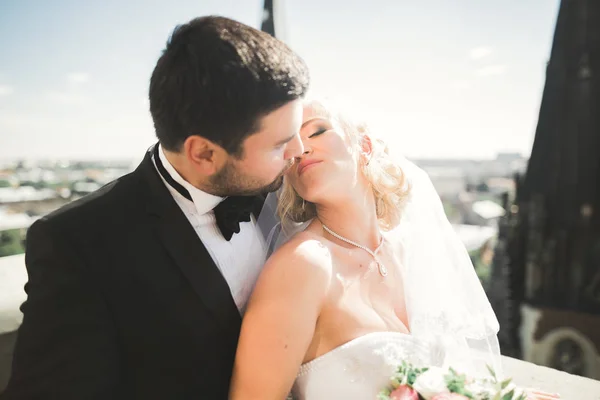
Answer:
[{"left": 0, "top": 187, "right": 57, "bottom": 204}]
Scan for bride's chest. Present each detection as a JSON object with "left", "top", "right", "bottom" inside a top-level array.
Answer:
[
  {"left": 324, "top": 252, "right": 409, "bottom": 324},
  {"left": 312, "top": 284, "right": 410, "bottom": 361}
]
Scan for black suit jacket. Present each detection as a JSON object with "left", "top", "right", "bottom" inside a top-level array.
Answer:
[{"left": 1, "top": 148, "right": 261, "bottom": 399}]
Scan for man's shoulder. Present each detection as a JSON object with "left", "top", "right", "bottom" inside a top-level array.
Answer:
[{"left": 38, "top": 170, "right": 143, "bottom": 231}]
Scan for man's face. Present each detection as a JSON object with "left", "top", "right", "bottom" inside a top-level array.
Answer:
[{"left": 209, "top": 99, "right": 305, "bottom": 196}]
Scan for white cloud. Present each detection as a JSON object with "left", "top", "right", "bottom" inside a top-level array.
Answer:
[
  {"left": 470, "top": 47, "right": 493, "bottom": 60},
  {"left": 37, "top": 72, "right": 92, "bottom": 106},
  {"left": 476, "top": 65, "right": 507, "bottom": 77},
  {"left": 67, "top": 72, "right": 90, "bottom": 84},
  {"left": 45, "top": 90, "right": 89, "bottom": 105},
  {"left": 452, "top": 81, "right": 471, "bottom": 91},
  {"left": 0, "top": 85, "right": 14, "bottom": 96},
  {"left": 0, "top": 108, "right": 155, "bottom": 160},
  {"left": 0, "top": 111, "right": 46, "bottom": 131}
]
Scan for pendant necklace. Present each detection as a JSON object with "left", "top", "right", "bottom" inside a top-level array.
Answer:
[{"left": 321, "top": 224, "right": 388, "bottom": 278}]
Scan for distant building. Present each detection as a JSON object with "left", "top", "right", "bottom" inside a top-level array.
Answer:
[
  {"left": 420, "top": 166, "right": 467, "bottom": 198},
  {"left": 0, "top": 187, "right": 64, "bottom": 215},
  {"left": 71, "top": 181, "right": 102, "bottom": 196},
  {"left": 0, "top": 209, "right": 34, "bottom": 232},
  {"left": 453, "top": 223, "right": 498, "bottom": 252},
  {"left": 486, "top": 177, "right": 516, "bottom": 196},
  {"left": 467, "top": 199, "right": 506, "bottom": 226},
  {"left": 0, "top": 187, "right": 57, "bottom": 204},
  {"left": 495, "top": 152, "right": 524, "bottom": 163}
]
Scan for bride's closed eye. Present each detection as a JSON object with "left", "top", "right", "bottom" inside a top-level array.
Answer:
[{"left": 309, "top": 128, "right": 327, "bottom": 138}]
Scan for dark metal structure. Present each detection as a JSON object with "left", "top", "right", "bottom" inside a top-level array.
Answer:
[
  {"left": 490, "top": 0, "right": 600, "bottom": 378},
  {"left": 261, "top": 0, "right": 278, "bottom": 38}
]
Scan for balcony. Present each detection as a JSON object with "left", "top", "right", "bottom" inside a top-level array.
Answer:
[{"left": 1, "top": 254, "right": 600, "bottom": 398}]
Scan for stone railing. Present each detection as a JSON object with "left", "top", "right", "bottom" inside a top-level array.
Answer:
[
  {"left": 503, "top": 355, "right": 600, "bottom": 399},
  {"left": 0, "top": 254, "right": 26, "bottom": 392},
  {"left": 2, "top": 254, "right": 600, "bottom": 397}
]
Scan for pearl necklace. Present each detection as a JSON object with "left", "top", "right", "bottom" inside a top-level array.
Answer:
[{"left": 321, "top": 224, "right": 388, "bottom": 278}]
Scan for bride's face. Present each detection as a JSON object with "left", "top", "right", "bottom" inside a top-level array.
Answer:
[{"left": 286, "top": 104, "right": 361, "bottom": 204}]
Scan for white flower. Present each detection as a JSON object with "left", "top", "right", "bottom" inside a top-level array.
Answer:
[
  {"left": 464, "top": 382, "right": 495, "bottom": 400},
  {"left": 500, "top": 382, "right": 525, "bottom": 398},
  {"left": 465, "top": 378, "right": 524, "bottom": 400},
  {"left": 412, "top": 367, "right": 450, "bottom": 399}
]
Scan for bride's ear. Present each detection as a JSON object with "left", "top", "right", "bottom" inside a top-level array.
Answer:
[{"left": 359, "top": 133, "right": 373, "bottom": 166}]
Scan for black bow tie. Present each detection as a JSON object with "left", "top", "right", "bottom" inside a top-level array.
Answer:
[
  {"left": 213, "top": 196, "right": 256, "bottom": 241},
  {"left": 152, "top": 144, "right": 257, "bottom": 241}
]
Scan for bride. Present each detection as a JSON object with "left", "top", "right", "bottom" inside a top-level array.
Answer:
[{"left": 229, "top": 97, "right": 558, "bottom": 399}]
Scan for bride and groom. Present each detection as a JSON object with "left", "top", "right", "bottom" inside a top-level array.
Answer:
[{"left": 2, "top": 16, "right": 556, "bottom": 400}]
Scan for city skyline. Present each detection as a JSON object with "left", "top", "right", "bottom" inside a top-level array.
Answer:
[{"left": 0, "top": 0, "right": 560, "bottom": 161}]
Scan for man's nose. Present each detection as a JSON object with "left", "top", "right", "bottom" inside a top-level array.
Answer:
[{"left": 285, "top": 134, "right": 305, "bottom": 160}]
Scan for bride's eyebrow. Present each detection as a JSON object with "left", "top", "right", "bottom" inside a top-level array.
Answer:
[{"left": 301, "top": 117, "right": 329, "bottom": 128}]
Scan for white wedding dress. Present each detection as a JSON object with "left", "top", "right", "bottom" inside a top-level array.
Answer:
[
  {"left": 259, "top": 158, "right": 503, "bottom": 400},
  {"left": 291, "top": 331, "right": 434, "bottom": 399}
]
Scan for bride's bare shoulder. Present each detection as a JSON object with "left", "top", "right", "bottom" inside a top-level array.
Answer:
[
  {"left": 269, "top": 229, "right": 331, "bottom": 270},
  {"left": 259, "top": 228, "right": 333, "bottom": 289},
  {"left": 248, "top": 229, "right": 331, "bottom": 310}
]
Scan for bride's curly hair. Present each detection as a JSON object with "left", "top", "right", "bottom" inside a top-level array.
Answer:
[{"left": 277, "top": 96, "right": 411, "bottom": 233}]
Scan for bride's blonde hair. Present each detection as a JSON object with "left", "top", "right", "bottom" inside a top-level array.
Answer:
[{"left": 277, "top": 95, "right": 411, "bottom": 233}]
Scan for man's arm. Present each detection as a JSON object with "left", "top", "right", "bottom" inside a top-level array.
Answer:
[{"left": 2, "top": 219, "right": 120, "bottom": 399}]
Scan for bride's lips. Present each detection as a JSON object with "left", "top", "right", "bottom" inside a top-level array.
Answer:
[{"left": 297, "top": 159, "right": 322, "bottom": 175}]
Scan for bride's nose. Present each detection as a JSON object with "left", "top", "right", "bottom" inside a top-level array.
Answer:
[{"left": 296, "top": 146, "right": 312, "bottom": 160}]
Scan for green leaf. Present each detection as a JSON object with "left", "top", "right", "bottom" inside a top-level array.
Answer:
[
  {"left": 377, "top": 385, "right": 392, "bottom": 400},
  {"left": 443, "top": 369, "right": 474, "bottom": 399},
  {"left": 501, "top": 389, "right": 515, "bottom": 400},
  {"left": 389, "top": 361, "right": 429, "bottom": 387},
  {"left": 486, "top": 364, "right": 497, "bottom": 381},
  {"left": 500, "top": 378, "right": 513, "bottom": 390}
]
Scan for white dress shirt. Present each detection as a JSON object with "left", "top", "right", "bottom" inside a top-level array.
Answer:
[{"left": 153, "top": 145, "right": 266, "bottom": 314}]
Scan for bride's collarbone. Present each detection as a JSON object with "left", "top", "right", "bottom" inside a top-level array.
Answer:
[{"left": 329, "top": 249, "right": 401, "bottom": 285}]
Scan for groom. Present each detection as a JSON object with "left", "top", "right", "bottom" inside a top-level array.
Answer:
[{"left": 1, "top": 16, "right": 308, "bottom": 399}]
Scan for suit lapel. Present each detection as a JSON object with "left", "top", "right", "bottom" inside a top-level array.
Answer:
[{"left": 136, "top": 147, "right": 241, "bottom": 328}]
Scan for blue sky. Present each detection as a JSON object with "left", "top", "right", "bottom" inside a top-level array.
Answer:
[{"left": 0, "top": 0, "right": 560, "bottom": 161}]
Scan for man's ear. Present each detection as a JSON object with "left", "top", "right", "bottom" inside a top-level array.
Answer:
[{"left": 183, "top": 135, "right": 228, "bottom": 176}]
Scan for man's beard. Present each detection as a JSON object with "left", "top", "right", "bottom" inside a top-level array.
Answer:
[{"left": 208, "top": 160, "right": 293, "bottom": 197}]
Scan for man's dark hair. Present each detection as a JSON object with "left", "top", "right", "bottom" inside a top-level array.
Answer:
[{"left": 149, "top": 16, "right": 310, "bottom": 156}]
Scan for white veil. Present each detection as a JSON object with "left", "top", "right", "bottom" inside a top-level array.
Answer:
[
  {"left": 389, "top": 156, "right": 503, "bottom": 379},
  {"left": 255, "top": 98, "right": 503, "bottom": 379}
]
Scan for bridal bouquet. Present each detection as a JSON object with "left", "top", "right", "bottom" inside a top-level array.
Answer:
[{"left": 378, "top": 361, "right": 527, "bottom": 400}]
